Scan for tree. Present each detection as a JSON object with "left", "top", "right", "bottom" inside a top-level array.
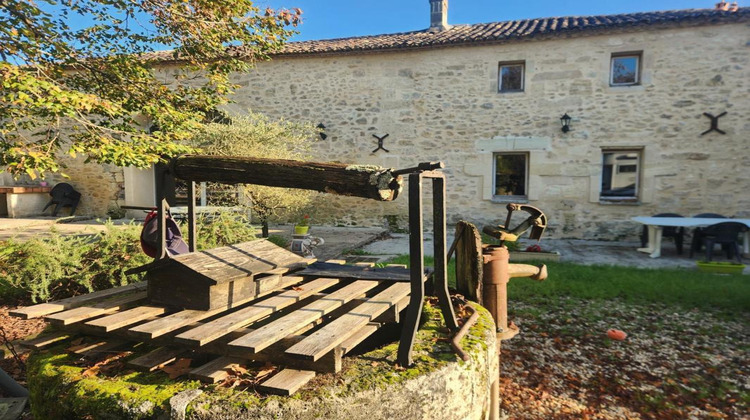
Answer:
[
  {"left": 0, "top": 0, "right": 300, "bottom": 178},
  {"left": 189, "top": 112, "right": 317, "bottom": 237}
]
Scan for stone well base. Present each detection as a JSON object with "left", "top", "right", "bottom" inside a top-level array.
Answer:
[{"left": 27, "top": 302, "right": 498, "bottom": 420}]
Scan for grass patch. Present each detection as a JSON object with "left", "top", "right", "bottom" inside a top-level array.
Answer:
[{"left": 385, "top": 256, "right": 749, "bottom": 314}]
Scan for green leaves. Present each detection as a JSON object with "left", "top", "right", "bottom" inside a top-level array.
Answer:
[{"left": 0, "top": 0, "right": 301, "bottom": 177}]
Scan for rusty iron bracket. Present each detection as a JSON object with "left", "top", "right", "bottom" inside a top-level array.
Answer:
[
  {"left": 450, "top": 303, "right": 479, "bottom": 361},
  {"left": 482, "top": 203, "right": 547, "bottom": 245}
]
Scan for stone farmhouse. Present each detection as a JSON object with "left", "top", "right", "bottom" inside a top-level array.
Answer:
[{"left": 6, "top": 1, "right": 748, "bottom": 240}]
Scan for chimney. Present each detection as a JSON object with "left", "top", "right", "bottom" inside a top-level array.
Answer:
[
  {"left": 715, "top": 1, "right": 730, "bottom": 11},
  {"left": 729, "top": 2, "right": 739, "bottom": 11},
  {"left": 429, "top": 0, "right": 451, "bottom": 31}
]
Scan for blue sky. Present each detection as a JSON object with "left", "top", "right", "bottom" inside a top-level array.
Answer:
[{"left": 258, "top": 1, "right": 745, "bottom": 41}]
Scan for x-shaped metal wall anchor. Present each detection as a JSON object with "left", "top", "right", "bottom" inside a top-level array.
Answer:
[
  {"left": 701, "top": 112, "right": 727, "bottom": 135},
  {"left": 372, "top": 133, "right": 390, "bottom": 153}
]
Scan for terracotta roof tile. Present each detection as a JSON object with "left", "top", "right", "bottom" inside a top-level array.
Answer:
[{"left": 146, "top": 8, "right": 749, "bottom": 62}]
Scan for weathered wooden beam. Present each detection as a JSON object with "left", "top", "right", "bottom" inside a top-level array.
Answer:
[{"left": 169, "top": 155, "right": 403, "bottom": 201}]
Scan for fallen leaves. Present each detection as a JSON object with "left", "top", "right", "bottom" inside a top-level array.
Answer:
[
  {"left": 217, "top": 362, "right": 277, "bottom": 390},
  {"left": 161, "top": 358, "right": 192, "bottom": 379},
  {"left": 499, "top": 297, "right": 749, "bottom": 419}
]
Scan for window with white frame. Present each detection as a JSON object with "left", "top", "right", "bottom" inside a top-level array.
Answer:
[
  {"left": 494, "top": 152, "right": 528, "bottom": 198},
  {"left": 600, "top": 150, "right": 641, "bottom": 201},
  {"left": 610, "top": 52, "right": 641, "bottom": 86},
  {"left": 498, "top": 61, "right": 525, "bottom": 93}
]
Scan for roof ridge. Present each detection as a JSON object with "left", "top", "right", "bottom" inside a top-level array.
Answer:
[{"left": 273, "top": 7, "right": 748, "bottom": 56}]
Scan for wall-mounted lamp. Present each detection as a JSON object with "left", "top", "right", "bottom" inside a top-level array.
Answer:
[
  {"left": 317, "top": 123, "right": 327, "bottom": 140},
  {"left": 560, "top": 113, "right": 572, "bottom": 133}
]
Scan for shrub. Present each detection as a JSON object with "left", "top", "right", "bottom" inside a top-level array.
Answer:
[
  {"left": 0, "top": 213, "right": 262, "bottom": 304},
  {"left": 192, "top": 210, "right": 257, "bottom": 250},
  {"left": 266, "top": 234, "right": 290, "bottom": 249},
  {"left": 0, "top": 222, "right": 150, "bottom": 304}
]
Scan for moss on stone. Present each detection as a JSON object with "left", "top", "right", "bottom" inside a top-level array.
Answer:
[{"left": 26, "top": 343, "right": 201, "bottom": 419}]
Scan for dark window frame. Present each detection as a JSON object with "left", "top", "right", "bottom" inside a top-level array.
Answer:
[
  {"left": 493, "top": 152, "right": 529, "bottom": 199},
  {"left": 600, "top": 149, "right": 642, "bottom": 202},
  {"left": 498, "top": 61, "right": 526, "bottom": 93},
  {"left": 610, "top": 52, "right": 642, "bottom": 86}
]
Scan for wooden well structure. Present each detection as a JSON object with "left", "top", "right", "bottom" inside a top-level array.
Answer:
[{"left": 11, "top": 156, "right": 461, "bottom": 395}]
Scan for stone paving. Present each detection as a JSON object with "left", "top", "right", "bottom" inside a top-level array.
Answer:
[{"left": 0, "top": 217, "right": 746, "bottom": 273}]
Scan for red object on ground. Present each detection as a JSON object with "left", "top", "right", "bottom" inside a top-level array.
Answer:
[
  {"left": 607, "top": 329, "right": 627, "bottom": 340},
  {"left": 526, "top": 244, "right": 542, "bottom": 252}
]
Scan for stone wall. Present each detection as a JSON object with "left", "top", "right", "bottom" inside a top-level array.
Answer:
[
  {"left": 223, "top": 23, "right": 749, "bottom": 239},
  {"left": 47, "top": 155, "right": 124, "bottom": 217}
]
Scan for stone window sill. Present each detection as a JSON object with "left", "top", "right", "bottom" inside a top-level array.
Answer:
[
  {"left": 598, "top": 199, "right": 641, "bottom": 206},
  {"left": 492, "top": 196, "right": 529, "bottom": 204}
]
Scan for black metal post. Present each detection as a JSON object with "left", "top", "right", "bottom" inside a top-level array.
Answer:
[
  {"left": 187, "top": 181, "right": 196, "bottom": 252},
  {"left": 397, "top": 173, "right": 425, "bottom": 367},
  {"left": 432, "top": 176, "right": 458, "bottom": 331}
]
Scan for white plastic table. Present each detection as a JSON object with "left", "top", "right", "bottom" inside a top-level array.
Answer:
[{"left": 631, "top": 217, "right": 750, "bottom": 258}]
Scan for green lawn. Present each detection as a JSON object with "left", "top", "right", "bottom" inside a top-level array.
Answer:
[{"left": 385, "top": 255, "right": 750, "bottom": 314}]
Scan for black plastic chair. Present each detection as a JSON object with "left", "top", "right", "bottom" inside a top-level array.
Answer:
[
  {"left": 698, "top": 222, "right": 747, "bottom": 262},
  {"left": 43, "top": 183, "right": 81, "bottom": 216},
  {"left": 640, "top": 213, "right": 685, "bottom": 255},
  {"left": 689, "top": 213, "right": 727, "bottom": 257}
]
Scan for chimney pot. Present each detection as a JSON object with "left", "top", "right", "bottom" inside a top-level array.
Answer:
[
  {"left": 715, "top": 1, "right": 730, "bottom": 11},
  {"left": 429, "top": 0, "right": 450, "bottom": 31}
]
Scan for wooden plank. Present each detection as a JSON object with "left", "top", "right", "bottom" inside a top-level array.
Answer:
[
  {"left": 129, "top": 276, "right": 303, "bottom": 339},
  {"left": 45, "top": 292, "right": 147, "bottom": 326},
  {"left": 85, "top": 305, "right": 169, "bottom": 332},
  {"left": 174, "top": 277, "right": 339, "bottom": 347},
  {"left": 128, "top": 347, "right": 186, "bottom": 372},
  {"left": 324, "top": 259, "right": 346, "bottom": 265},
  {"left": 285, "top": 283, "right": 411, "bottom": 361},
  {"left": 257, "top": 369, "right": 315, "bottom": 396},
  {"left": 9, "top": 282, "right": 147, "bottom": 319},
  {"left": 67, "top": 338, "right": 126, "bottom": 355},
  {"left": 339, "top": 323, "right": 379, "bottom": 354},
  {"left": 60, "top": 318, "right": 343, "bottom": 374},
  {"left": 353, "top": 262, "right": 375, "bottom": 267},
  {"left": 188, "top": 356, "right": 245, "bottom": 384},
  {"left": 228, "top": 280, "right": 378, "bottom": 354},
  {"left": 339, "top": 294, "right": 410, "bottom": 354},
  {"left": 19, "top": 331, "right": 71, "bottom": 350},
  {"left": 297, "top": 262, "right": 422, "bottom": 282},
  {"left": 162, "top": 240, "right": 306, "bottom": 285}
]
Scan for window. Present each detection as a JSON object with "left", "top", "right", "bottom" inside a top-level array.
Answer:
[
  {"left": 498, "top": 61, "right": 525, "bottom": 92},
  {"left": 610, "top": 52, "right": 641, "bottom": 86},
  {"left": 601, "top": 150, "right": 641, "bottom": 201},
  {"left": 494, "top": 153, "right": 528, "bottom": 198}
]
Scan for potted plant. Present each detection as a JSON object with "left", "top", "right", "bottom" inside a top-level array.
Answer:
[
  {"left": 695, "top": 261, "right": 745, "bottom": 275},
  {"left": 294, "top": 215, "right": 310, "bottom": 235}
]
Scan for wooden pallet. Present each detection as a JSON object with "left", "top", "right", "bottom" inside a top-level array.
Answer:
[{"left": 14, "top": 261, "right": 424, "bottom": 396}]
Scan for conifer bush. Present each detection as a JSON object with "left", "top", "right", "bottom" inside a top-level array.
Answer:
[{"left": 0, "top": 213, "right": 258, "bottom": 304}]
